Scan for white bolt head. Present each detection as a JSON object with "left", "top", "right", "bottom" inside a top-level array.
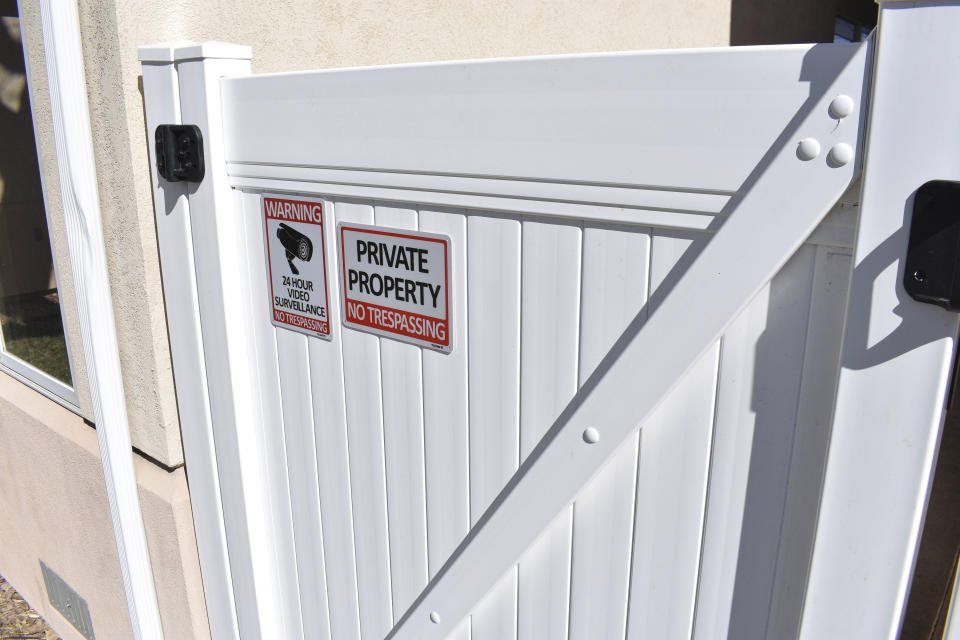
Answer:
[
  {"left": 828, "top": 143, "right": 854, "bottom": 167},
  {"left": 829, "top": 95, "right": 855, "bottom": 119},
  {"left": 430, "top": 611, "right": 441, "bottom": 624},
  {"left": 582, "top": 427, "right": 600, "bottom": 444},
  {"left": 797, "top": 138, "right": 821, "bottom": 161}
]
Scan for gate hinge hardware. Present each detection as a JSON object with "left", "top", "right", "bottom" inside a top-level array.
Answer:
[
  {"left": 155, "top": 124, "right": 204, "bottom": 182},
  {"left": 904, "top": 180, "right": 960, "bottom": 311}
]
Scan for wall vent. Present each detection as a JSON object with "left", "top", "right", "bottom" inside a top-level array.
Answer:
[{"left": 39, "top": 561, "right": 95, "bottom": 640}]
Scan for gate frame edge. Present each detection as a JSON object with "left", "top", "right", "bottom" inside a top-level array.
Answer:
[{"left": 799, "top": 3, "right": 960, "bottom": 638}]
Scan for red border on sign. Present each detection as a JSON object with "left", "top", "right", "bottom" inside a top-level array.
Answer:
[
  {"left": 340, "top": 225, "right": 450, "bottom": 347},
  {"left": 264, "top": 197, "right": 331, "bottom": 337}
]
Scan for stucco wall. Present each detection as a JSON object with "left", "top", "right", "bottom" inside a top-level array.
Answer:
[
  {"left": 0, "top": 374, "right": 208, "bottom": 640},
  {"left": 118, "top": 0, "right": 733, "bottom": 72},
  {"left": 75, "top": 1, "right": 185, "bottom": 466}
]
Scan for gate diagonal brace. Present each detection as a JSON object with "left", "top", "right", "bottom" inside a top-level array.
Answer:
[{"left": 387, "top": 37, "right": 872, "bottom": 639}]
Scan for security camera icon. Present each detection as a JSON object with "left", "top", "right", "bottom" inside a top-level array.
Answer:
[{"left": 277, "top": 223, "right": 313, "bottom": 275}]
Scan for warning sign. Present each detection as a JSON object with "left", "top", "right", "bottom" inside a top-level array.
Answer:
[
  {"left": 338, "top": 223, "right": 452, "bottom": 352},
  {"left": 262, "top": 194, "right": 331, "bottom": 340}
]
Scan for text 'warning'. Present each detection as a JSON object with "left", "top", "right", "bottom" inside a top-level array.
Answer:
[{"left": 263, "top": 195, "right": 331, "bottom": 339}]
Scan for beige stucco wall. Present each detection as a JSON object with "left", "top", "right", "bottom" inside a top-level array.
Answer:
[
  {"left": 72, "top": 2, "right": 184, "bottom": 466},
  {"left": 117, "top": 0, "right": 733, "bottom": 71},
  {"left": 0, "top": 374, "right": 208, "bottom": 640}
]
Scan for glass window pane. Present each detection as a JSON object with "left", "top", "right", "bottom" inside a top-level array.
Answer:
[{"left": 0, "top": 12, "right": 72, "bottom": 385}]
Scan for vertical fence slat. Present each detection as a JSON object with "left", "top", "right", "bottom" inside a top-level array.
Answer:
[
  {"left": 276, "top": 327, "right": 331, "bottom": 640},
  {"left": 722, "top": 246, "right": 817, "bottom": 640},
  {"left": 517, "top": 220, "right": 581, "bottom": 639},
  {"left": 337, "top": 201, "right": 394, "bottom": 638},
  {"left": 692, "top": 288, "right": 770, "bottom": 640},
  {"left": 419, "top": 209, "right": 471, "bottom": 637},
  {"left": 309, "top": 199, "right": 363, "bottom": 640},
  {"left": 374, "top": 205, "right": 430, "bottom": 619},
  {"left": 626, "top": 346, "right": 719, "bottom": 640},
  {"left": 767, "top": 245, "right": 853, "bottom": 639},
  {"left": 626, "top": 232, "right": 718, "bottom": 640},
  {"left": 236, "top": 191, "right": 305, "bottom": 639},
  {"left": 467, "top": 214, "right": 522, "bottom": 523},
  {"left": 467, "top": 214, "right": 521, "bottom": 640},
  {"left": 568, "top": 225, "right": 650, "bottom": 639}
]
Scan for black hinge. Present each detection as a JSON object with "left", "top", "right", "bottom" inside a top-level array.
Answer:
[
  {"left": 904, "top": 180, "right": 960, "bottom": 311},
  {"left": 155, "top": 124, "right": 204, "bottom": 182}
]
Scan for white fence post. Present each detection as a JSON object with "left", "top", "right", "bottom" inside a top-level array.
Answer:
[
  {"left": 800, "top": 3, "right": 960, "bottom": 638},
  {"left": 143, "top": 42, "right": 304, "bottom": 639},
  {"left": 138, "top": 43, "right": 247, "bottom": 640}
]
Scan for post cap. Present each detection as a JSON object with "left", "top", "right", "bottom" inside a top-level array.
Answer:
[{"left": 138, "top": 41, "right": 252, "bottom": 63}]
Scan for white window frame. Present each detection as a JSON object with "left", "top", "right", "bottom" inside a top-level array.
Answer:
[{"left": 0, "top": 347, "right": 78, "bottom": 408}]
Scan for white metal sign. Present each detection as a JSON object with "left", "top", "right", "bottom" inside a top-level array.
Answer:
[
  {"left": 262, "top": 194, "right": 332, "bottom": 339},
  {"left": 338, "top": 223, "right": 452, "bottom": 352}
]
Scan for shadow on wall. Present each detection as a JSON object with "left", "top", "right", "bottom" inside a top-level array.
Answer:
[{"left": 730, "top": 0, "right": 877, "bottom": 46}]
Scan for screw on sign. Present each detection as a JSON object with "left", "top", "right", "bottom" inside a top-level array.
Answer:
[{"left": 262, "top": 195, "right": 332, "bottom": 340}]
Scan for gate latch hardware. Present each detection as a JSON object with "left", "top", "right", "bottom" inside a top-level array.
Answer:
[
  {"left": 904, "top": 180, "right": 960, "bottom": 311},
  {"left": 155, "top": 124, "right": 204, "bottom": 182}
]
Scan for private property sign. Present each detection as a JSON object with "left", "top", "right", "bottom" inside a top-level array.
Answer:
[
  {"left": 338, "top": 223, "right": 452, "bottom": 352},
  {"left": 262, "top": 195, "right": 332, "bottom": 339}
]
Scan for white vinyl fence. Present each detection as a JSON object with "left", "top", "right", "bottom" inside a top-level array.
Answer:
[{"left": 138, "top": 3, "right": 960, "bottom": 638}]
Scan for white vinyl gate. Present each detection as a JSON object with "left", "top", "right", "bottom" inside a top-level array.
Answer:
[{"left": 140, "top": 3, "right": 960, "bottom": 639}]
